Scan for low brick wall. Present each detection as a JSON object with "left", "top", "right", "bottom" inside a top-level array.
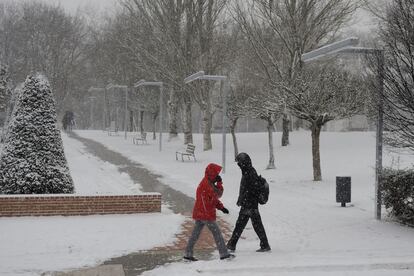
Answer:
[{"left": 0, "top": 194, "right": 161, "bottom": 217}]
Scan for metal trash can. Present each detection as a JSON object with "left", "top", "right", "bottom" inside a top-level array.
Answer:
[{"left": 336, "top": 176, "right": 351, "bottom": 207}]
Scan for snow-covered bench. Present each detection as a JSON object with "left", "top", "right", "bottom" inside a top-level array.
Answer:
[
  {"left": 176, "top": 143, "right": 196, "bottom": 162},
  {"left": 133, "top": 132, "right": 147, "bottom": 144}
]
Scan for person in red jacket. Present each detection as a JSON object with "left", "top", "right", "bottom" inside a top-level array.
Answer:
[{"left": 184, "top": 163, "right": 234, "bottom": 261}]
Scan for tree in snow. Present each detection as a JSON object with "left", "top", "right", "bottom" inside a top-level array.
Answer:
[
  {"left": 239, "top": 80, "right": 284, "bottom": 170},
  {"left": 0, "top": 74, "right": 74, "bottom": 194},
  {"left": 226, "top": 83, "right": 253, "bottom": 160},
  {"left": 233, "top": 0, "right": 358, "bottom": 147},
  {"left": 374, "top": 0, "right": 414, "bottom": 151},
  {"left": 108, "top": 0, "right": 237, "bottom": 149},
  {"left": 0, "top": 2, "right": 87, "bottom": 114},
  {"left": 280, "top": 65, "right": 365, "bottom": 181},
  {"left": 133, "top": 86, "right": 163, "bottom": 140}
]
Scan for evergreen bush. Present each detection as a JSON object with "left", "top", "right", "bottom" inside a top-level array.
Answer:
[
  {"left": 382, "top": 168, "right": 414, "bottom": 225},
  {"left": 0, "top": 74, "right": 74, "bottom": 194}
]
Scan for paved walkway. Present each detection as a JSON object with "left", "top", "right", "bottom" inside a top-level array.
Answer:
[{"left": 68, "top": 132, "right": 233, "bottom": 275}]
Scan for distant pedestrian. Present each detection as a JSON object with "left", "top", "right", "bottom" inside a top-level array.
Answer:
[
  {"left": 227, "top": 152, "right": 271, "bottom": 252},
  {"left": 184, "top": 163, "right": 235, "bottom": 261}
]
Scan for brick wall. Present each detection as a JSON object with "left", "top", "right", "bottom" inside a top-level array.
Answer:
[{"left": 0, "top": 194, "right": 161, "bottom": 217}]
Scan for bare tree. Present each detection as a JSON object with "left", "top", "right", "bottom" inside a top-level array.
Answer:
[
  {"left": 233, "top": 0, "right": 358, "bottom": 147},
  {"left": 281, "top": 65, "right": 365, "bottom": 180},
  {"left": 242, "top": 84, "right": 284, "bottom": 169},
  {"left": 373, "top": 0, "right": 414, "bottom": 151},
  {"left": 134, "top": 86, "right": 161, "bottom": 140},
  {"left": 114, "top": 0, "right": 235, "bottom": 150},
  {"left": 0, "top": 2, "right": 87, "bottom": 114},
  {"left": 226, "top": 86, "right": 250, "bottom": 159}
]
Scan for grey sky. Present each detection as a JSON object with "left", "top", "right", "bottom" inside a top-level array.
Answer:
[
  {"left": 39, "top": 0, "right": 117, "bottom": 14},
  {"left": 39, "top": 0, "right": 378, "bottom": 33}
]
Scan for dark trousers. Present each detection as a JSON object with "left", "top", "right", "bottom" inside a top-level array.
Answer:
[{"left": 227, "top": 208, "right": 269, "bottom": 249}]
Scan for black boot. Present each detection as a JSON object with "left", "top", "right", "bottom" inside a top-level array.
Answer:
[
  {"left": 256, "top": 246, "right": 271, "bottom": 252},
  {"left": 183, "top": 256, "right": 198, "bottom": 261},
  {"left": 220, "top": 254, "right": 235, "bottom": 260},
  {"left": 227, "top": 243, "right": 236, "bottom": 252}
]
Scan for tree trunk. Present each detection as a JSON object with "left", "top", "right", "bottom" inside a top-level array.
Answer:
[
  {"left": 129, "top": 110, "right": 134, "bottom": 132},
  {"left": 140, "top": 110, "right": 144, "bottom": 134},
  {"left": 168, "top": 89, "right": 179, "bottom": 139},
  {"left": 152, "top": 114, "right": 157, "bottom": 140},
  {"left": 282, "top": 113, "right": 290, "bottom": 146},
  {"left": 266, "top": 117, "right": 276, "bottom": 169},
  {"left": 311, "top": 124, "right": 322, "bottom": 181},
  {"left": 182, "top": 99, "right": 193, "bottom": 144},
  {"left": 201, "top": 102, "right": 212, "bottom": 151},
  {"left": 230, "top": 118, "right": 239, "bottom": 160}
]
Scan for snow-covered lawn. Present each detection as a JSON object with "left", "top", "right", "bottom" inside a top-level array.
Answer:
[
  {"left": 0, "top": 133, "right": 184, "bottom": 276},
  {"left": 75, "top": 130, "right": 414, "bottom": 275}
]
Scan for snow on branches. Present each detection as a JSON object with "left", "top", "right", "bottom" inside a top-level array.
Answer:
[{"left": 0, "top": 74, "right": 74, "bottom": 194}]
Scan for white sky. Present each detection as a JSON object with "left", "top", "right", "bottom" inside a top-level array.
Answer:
[
  {"left": 39, "top": 0, "right": 117, "bottom": 14},
  {"left": 39, "top": 0, "right": 377, "bottom": 33}
]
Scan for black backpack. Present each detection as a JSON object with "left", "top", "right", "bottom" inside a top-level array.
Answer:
[{"left": 256, "top": 175, "right": 269, "bottom": 205}]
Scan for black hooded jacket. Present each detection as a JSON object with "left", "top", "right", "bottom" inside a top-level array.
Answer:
[{"left": 236, "top": 153, "right": 260, "bottom": 210}]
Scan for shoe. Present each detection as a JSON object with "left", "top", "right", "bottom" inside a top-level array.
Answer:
[
  {"left": 227, "top": 244, "right": 236, "bottom": 252},
  {"left": 220, "top": 254, "right": 235, "bottom": 260},
  {"left": 183, "top": 256, "right": 198, "bottom": 261},
  {"left": 256, "top": 246, "right": 271, "bottom": 252}
]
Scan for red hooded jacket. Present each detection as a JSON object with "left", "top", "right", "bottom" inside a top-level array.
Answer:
[{"left": 192, "top": 163, "right": 224, "bottom": 221}]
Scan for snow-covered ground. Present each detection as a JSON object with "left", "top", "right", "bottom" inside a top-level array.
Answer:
[
  {"left": 2, "top": 130, "right": 414, "bottom": 275},
  {"left": 74, "top": 130, "right": 414, "bottom": 276},
  {"left": 0, "top": 133, "right": 184, "bottom": 276}
]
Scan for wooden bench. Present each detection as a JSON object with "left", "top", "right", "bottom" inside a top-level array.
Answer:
[
  {"left": 176, "top": 143, "right": 196, "bottom": 162},
  {"left": 133, "top": 132, "right": 147, "bottom": 144},
  {"left": 107, "top": 121, "right": 119, "bottom": 136}
]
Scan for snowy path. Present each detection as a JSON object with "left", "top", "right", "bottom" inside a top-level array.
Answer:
[{"left": 67, "top": 132, "right": 232, "bottom": 275}]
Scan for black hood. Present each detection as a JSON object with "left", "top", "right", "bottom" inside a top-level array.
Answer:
[{"left": 235, "top": 152, "right": 252, "bottom": 169}]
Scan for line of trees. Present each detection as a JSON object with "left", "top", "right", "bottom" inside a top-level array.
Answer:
[{"left": 2, "top": 0, "right": 394, "bottom": 181}]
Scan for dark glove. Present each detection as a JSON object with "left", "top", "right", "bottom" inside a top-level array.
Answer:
[
  {"left": 215, "top": 175, "right": 222, "bottom": 183},
  {"left": 221, "top": 207, "right": 229, "bottom": 214}
]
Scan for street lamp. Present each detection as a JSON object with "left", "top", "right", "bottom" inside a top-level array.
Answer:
[
  {"left": 88, "top": 96, "right": 97, "bottom": 130},
  {"left": 301, "top": 37, "right": 359, "bottom": 62},
  {"left": 302, "top": 37, "right": 385, "bottom": 220},
  {"left": 107, "top": 84, "right": 129, "bottom": 139},
  {"left": 88, "top": 87, "right": 107, "bottom": 131},
  {"left": 134, "top": 80, "right": 164, "bottom": 152},
  {"left": 184, "top": 71, "right": 228, "bottom": 173}
]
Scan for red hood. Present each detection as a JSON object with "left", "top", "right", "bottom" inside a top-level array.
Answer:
[{"left": 205, "top": 163, "right": 222, "bottom": 182}]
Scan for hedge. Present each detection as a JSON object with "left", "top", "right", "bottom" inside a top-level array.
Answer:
[{"left": 382, "top": 168, "right": 414, "bottom": 225}]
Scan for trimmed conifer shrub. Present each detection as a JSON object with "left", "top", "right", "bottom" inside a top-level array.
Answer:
[
  {"left": 382, "top": 168, "right": 414, "bottom": 225},
  {"left": 0, "top": 74, "right": 74, "bottom": 194}
]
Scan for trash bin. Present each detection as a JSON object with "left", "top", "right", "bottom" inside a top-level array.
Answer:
[{"left": 336, "top": 176, "right": 351, "bottom": 207}]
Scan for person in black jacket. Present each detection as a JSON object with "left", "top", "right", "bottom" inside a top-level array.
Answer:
[{"left": 227, "top": 152, "right": 271, "bottom": 252}]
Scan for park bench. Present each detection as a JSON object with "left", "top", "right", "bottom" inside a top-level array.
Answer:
[
  {"left": 176, "top": 143, "right": 196, "bottom": 162},
  {"left": 107, "top": 121, "right": 119, "bottom": 136},
  {"left": 133, "top": 132, "right": 147, "bottom": 144}
]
